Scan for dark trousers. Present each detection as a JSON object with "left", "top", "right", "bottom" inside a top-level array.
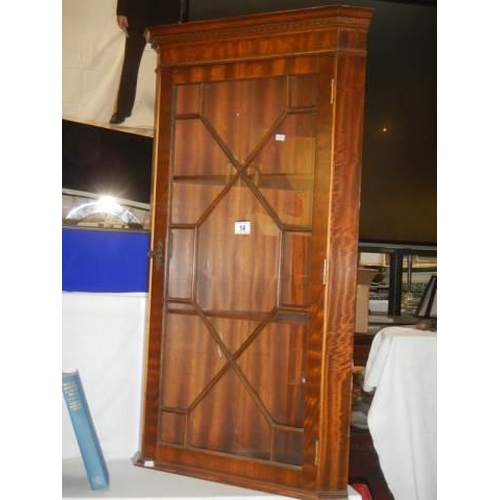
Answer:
[{"left": 114, "top": 33, "right": 147, "bottom": 117}]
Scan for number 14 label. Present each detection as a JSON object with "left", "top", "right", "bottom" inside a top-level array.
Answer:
[{"left": 234, "top": 221, "right": 251, "bottom": 235}]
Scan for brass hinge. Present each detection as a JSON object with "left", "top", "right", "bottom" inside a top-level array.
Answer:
[
  {"left": 330, "top": 78, "right": 335, "bottom": 105},
  {"left": 322, "top": 259, "right": 328, "bottom": 286},
  {"left": 315, "top": 439, "right": 319, "bottom": 466},
  {"left": 147, "top": 241, "right": 164, "bottom": 271}
]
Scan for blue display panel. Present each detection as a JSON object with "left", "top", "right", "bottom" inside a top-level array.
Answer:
[{"left": 62, "top": 228, "right": 150, "bottom": 292}]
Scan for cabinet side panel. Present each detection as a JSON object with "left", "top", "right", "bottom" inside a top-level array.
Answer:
[
  {"left": 317, "top": 51, "right": 368, "bottom": 491},
  {"left": 140, "top": 67, "right": 173, "bottom": 459}
]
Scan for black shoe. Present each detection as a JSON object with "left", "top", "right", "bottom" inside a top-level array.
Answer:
[{"left": 109, "top": 113, "right": 129, "bottom": 124}]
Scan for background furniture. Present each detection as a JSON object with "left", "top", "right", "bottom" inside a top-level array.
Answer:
[
  {"left": 349, "top": 429, "right": 393, "bottom": 500},
  {"left": 363, "top": 327, "right": 437, "bottom": 500},
  {"left": 415, "top": 275, "right": 437, "bottom": 319},
  {"left": 350, "top": 332, "right": 393, "bottom": 500}
]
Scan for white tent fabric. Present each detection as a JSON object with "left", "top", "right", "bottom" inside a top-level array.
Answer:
[
  {"left": 62, "top": 0, "right": 156, "bottom": 136},
  {"left": 62, "top": 292, "right": 148, "bottom": 459}
]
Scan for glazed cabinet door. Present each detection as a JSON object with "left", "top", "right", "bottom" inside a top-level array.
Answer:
[
  {"left": 165, "top": 72, "right": 316, "bottom": 465},
  {"left": 142, "top": 57, "right": 333, "bottom": 493}
]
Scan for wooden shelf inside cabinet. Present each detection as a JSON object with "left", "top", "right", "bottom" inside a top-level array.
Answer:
[
  {"left": 167, "top": 306, "right": 310, "bottom": 325},
  {"left": 173, "top": 174, "right": 315, "bottom": 191},
  {"left": 138, "top": 5, "right": 373, "bottom": 500}
]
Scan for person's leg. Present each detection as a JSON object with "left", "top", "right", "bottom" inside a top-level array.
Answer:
[{"left": 110, "top": 33, "right": 147, "bottom": 124}]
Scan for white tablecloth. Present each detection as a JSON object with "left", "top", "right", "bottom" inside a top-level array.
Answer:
[
  {"left": 363, "top": 326, "right": 437, "bottom": 500},
  {"left": 62, "top": 458, "right": 363, "bottom": 499}
]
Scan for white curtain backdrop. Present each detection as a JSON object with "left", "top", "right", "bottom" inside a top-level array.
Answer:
[
  {"left": 62, "top": 292, "right": 148, "bottom": 459},
  {"left": 62, "top": 0, "right": 156, "bottom": 135}
]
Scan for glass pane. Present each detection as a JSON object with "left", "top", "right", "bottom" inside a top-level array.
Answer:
[
  {"left": 274, "top": 429, "right": 303, "bottom": 466},
  {"left": 196, "top": 178, "right": 280, "bottom": 314},
  {"left": 172, "top": 118, "right": 235, "bottom": 224},
  {"left": 171, "top": 178, "right": 229, "bottom": 225},
  {"left": 237, "top": 321, "right": 306, "bottom": 427},
  {"left": 176, "top": 84, "right": 201, "bottom": 115},
  {"left": 173, "top": 119, "right": 235, "bottom": 177},
  {"left": 281, "top": 232, "right": 311, "bottom": 307},
  {"left": 289, "top": 74, "right": 319, "bottom": 108},
  {"left": 168, "top": 229, "right": 194, "bottom": 299},
  {"left": 188, "top": 368, "right": 272, "bottom": 459},
  {"left": 250, "top": 112, "right": 316, "bottom": 227},
  {"left": 202, "top": 77, "right": 288, "bottom": 163},
  {"left": 161, "top": 313, "right": 228, "bottom": 410},
  {"left": 160, "top": 411, "right": 185, "bottom": 446}
]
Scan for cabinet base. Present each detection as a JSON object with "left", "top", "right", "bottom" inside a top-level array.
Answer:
[{"left": 133, "top": 452, "right": 351, "bottom": 500}]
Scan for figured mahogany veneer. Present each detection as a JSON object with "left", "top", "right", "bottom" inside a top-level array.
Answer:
[{"left": 137, "top": 6, "right": 373, "bottom": 500}]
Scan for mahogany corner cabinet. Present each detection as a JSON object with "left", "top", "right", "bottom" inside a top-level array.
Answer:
[{"left": 136, "top": 6, "right": 373, "bottom": 500}]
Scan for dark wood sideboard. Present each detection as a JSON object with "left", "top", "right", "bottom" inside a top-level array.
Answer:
[{"left": 349, "top": 333, "right": 393, "bottom": 500}]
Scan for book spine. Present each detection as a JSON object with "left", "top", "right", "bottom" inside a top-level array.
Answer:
[{"left": 62, "top": 371, "right": 109, "bottom": 490}]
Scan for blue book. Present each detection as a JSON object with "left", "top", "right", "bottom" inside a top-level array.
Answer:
[{"left": 62, "top": 371, "right": 110, "bottom": 490}]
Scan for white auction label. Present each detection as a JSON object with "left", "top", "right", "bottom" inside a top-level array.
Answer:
[{"left": 234, "top": 221, "right": 251, "bottom": 234}]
